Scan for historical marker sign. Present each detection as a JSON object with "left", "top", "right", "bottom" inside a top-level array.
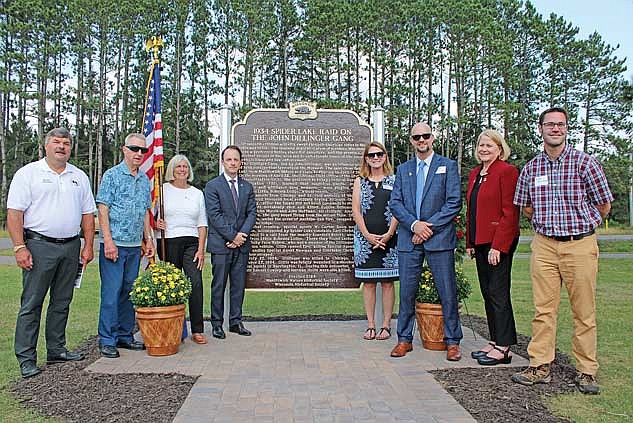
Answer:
[{"left": 233, "top": 103, "right": 371, "bottom": 289}]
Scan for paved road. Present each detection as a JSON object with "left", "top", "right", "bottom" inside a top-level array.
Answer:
[
  {"left": 2, "top": 236, "right": 632, "bottom": 265},
  {"left": 518, "top": 234, "right": 633, "bottom": 243}
]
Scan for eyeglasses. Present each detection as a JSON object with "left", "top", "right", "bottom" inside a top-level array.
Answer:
[
  {"left": 366, "top": 151, "right": 385, "bottom": 159},
  {"left": 541, "top": 122, "right": 567, "bottom": 129},
  {"left": 411, "top": 133, "right": 433, "bottom": 141},
  {"left": 126, "top": 145, "right": 149, "bottom": 154}
]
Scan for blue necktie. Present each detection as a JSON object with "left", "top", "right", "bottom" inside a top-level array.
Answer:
[{"left": 415, "top": 161, "right": 426, "bottom": 219}]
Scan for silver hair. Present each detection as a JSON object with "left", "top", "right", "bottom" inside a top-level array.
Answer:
[
  {"left": 164, "top": 154, "right": 194, "bottom": 183},
  {"left": 44, "top": 128, "right": 72, "bottom": 145},
  {"left": 124, "top": 133, "right": 146, "bottom": 146}
]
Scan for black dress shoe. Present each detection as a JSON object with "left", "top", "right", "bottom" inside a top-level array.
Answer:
[
  {"left": 116, "top": 340, "right": 146, "bottom": 350},
  {"left": 478, "top": 346, "right": 512, "bottom": 366},
  {"left": 212, "top": 326, "right": 226, "bottom": 339},
  {"left": 20, "top": 361, "right": 40, "bottom": 378},
  {"left": 99, "top": 344, "right": 120, "bottom": 358},
  {"left": 47, "top": 350, "right": 85, "bottom": 364},
  {"left": 229, "top": 322, "right": 252, "bottom": 336}
]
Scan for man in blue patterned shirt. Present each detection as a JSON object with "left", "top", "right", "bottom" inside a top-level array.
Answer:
[
  {"left": 96, "top": 133, "right": 155, "bottom": 358},
  {"left": 512, "top": 107, "right": 613, "bottom": 395}
]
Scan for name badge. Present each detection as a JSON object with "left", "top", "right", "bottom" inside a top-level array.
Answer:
[
  {"left": 42, "top": 178, "right": 53, "bottom": 184},
  {"left": 534, "top": 175, "right": 548, "bottom": 187},
  {"left": 436, "top": 166, "right": 447, "bottom": 174},
  {"left": 383, "top": 184, "right": 393, "bottom": 191}
]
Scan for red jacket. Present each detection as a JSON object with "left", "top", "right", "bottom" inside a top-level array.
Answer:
[{"left": 466, "top": 159, "right": 520, "bottom": 253}]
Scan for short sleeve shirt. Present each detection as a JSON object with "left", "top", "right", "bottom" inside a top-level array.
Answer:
[
  {"left": 513, "top": 144, "right": 613, "bottom": 237},
  {"left": 96, "top": 162, "right": 151, "bottom": 246},
  {"left": 7, "top": 158, "right": 96, "bottom": 238}
]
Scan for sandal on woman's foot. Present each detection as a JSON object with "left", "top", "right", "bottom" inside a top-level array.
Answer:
[
  {"left": 376, "top": 327, "right": 391, "bottom": 340},
  {"left": 363, "top": 328, "right": 376, "bottom": 340},
  {"left": 192, "top": 333, "right": 208, "bottom": 344}
]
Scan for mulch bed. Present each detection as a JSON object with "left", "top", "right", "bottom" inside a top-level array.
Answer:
[
  {"left": 432, "top": 314, "right": 577, "bottom": 423},
  {"left": 11, "top": 314, "right": 578, "bottom": 422}
]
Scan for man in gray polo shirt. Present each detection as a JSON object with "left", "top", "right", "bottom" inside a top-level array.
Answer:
[{"left": 7, "top": 127, "right": 96, "bottom": 378}]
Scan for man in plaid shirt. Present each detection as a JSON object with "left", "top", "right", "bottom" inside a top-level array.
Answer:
[{"left": 511, "top": 107, "right": 613, "bottom": 395}]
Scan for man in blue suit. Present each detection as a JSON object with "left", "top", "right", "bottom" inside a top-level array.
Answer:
[
  {"left": 205, "top": 146, "right": 257, "bottom": 339},
  {"left": 389, "top": 122, "right": 463, "bottom": 361}
]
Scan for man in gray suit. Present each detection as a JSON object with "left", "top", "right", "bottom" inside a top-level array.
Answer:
[
  {"left": 205, "top": 146, "right": 257, "bottom": 339},
  {"left": 389, "top": 122, "right": 463, "bottom": 361}
]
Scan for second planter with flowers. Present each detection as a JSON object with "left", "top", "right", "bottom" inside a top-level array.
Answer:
[
  {"left": 129, "top": 261, "right": 192, "bottom": 356},
  {"left": 415, "top": 264, "right": 471, "bottom": 351}
]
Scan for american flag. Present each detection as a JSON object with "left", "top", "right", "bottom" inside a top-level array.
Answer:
[{"left": 140, "top": 60, "right": 164, "bottom": 207}]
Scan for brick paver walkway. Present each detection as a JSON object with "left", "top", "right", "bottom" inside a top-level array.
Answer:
[{"left": 87, "top": 320, "right": 527, "bottom": 422}]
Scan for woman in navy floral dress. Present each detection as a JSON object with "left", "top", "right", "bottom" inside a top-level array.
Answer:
[{"left": 352, "top": 142, "right": 399, "bottom": 340}]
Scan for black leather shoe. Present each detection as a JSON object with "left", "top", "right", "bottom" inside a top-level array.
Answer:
[
  {"left": 116, "top": 340, "right": 146, "bottom": 350},
  {"left": 229, "top": 322, "right": 252, "bottom": 336},
  {"left": 212, "top": 326, "right": 226, "bottom": 339},
  {"left": 20, "top": 361, "right": 40, "bottom": 378},
  {"left": 47, "top": 350, "right": 85, "bottom": 364},
  {"left": 478, "top": 346, "right": 512, "bottom": 366},
  {"left": 99, "top": 344, "right": 120, "bottom": 358}
]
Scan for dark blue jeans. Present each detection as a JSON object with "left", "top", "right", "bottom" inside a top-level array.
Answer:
[{"left": 98, "top": 245, "right": 141, "bottom": 346}]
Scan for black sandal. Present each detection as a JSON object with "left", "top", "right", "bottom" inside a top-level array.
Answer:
[
  {"left": 471, "top": 342, "right": 495, "bottom": 359},
  {"left": 376, "top": 327, "right": 391, "bottom": 340},
  {"left": 477, "top": 345, "right": 512, "bottom": 366},
  {"left": 363, "top": 328, "right": 376, "bottom": 340}
]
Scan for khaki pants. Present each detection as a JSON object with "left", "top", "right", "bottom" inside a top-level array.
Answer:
[{"left": 528, "top": 233, "right": 599, "bottom": 375}]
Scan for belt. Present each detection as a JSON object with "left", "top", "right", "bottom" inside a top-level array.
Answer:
[
  {"left": 24, "top": 229, "right": 79, "bottom": 244},
  {"left": 545, "top": 229, "right": 595, "bottom": 242}
]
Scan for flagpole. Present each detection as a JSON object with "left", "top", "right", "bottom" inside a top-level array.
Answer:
[{"left": 144, "top": 36, "right": 166, "bottom": 261}]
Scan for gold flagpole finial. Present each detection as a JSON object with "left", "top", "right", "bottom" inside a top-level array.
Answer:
[{"left": 145, "top": 36, "right": 163, "bottom": 60}]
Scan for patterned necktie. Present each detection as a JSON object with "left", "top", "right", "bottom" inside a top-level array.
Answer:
[
  {"left": 230, "top": 179, "right": 238, "bottom": 209},
  {"left": 415, "top": 161, "right": 426, "bottom": 219}
]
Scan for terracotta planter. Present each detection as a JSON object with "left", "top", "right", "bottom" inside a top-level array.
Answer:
[
  {"left": 135, "top": 304, "right": 186, "bottom": 356},
  {"left": 415, "top": 302, "right": 463, "bottom": 351},
  {"left": 415, "top": 302, "right": 447, "bottom": 350}
]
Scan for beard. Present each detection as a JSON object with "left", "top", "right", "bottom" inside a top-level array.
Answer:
[{"left": 416, "top": 144, "right": 430, "bottom": 155}]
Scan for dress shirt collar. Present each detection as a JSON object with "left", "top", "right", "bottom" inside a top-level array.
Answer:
[
  {"left": 223, "top": 173, "right": 238, "bottom": 184},
  {"left": 415, "top": 152, "right": 434, "bottom": 170}
]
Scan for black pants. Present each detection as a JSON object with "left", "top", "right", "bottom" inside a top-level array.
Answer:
[
  {"left": 15, "top": 238, "right": 80, "bottom": 365},
  {"left": 158, "top": 237, "right": 204, "bottom": 333},
  {"left": 473, "top": 238, "right": 518, "bottom": 346}
]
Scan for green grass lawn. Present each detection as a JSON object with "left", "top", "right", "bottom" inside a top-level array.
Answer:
[{"left": 0, "top": 258, "right": 631, "bottom": 422}]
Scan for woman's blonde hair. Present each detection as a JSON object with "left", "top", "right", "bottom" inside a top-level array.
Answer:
[
  {"left": 476, "top": 130, "right": 511, "bottom": 162},
  {"left": 359, "top": 142, "right": 393, "bottom": 178},
  {"left": 164, "top": 154, "right": 194, "bottom": 182}
]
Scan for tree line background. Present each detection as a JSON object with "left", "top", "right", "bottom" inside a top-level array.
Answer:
[{"left": 1, "top": 0, "right": 632, "bottom": 226}]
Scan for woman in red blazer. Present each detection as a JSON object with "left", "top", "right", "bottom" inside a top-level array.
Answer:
[{"left": 466, "top": 130, "right": 520, "bottom": 366}]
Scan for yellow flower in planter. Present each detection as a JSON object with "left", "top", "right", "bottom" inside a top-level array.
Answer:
[
  {"left": 129, "top": 261, "right": 192, "bottom": 308},
  {"left": 416, "top": 264, "right": 471, "bottom": 304}
]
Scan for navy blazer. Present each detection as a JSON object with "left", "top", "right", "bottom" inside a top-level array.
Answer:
[
  {"left": 204, "top": 174, "right": 257, "bottom": 254},
  {"left": 390, "top": 153, "right": 461, "bottom": 252}
]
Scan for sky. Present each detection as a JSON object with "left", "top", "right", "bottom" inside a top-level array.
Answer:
[{"left": 530, "top": 0, "right": 633, "bottom": 80}]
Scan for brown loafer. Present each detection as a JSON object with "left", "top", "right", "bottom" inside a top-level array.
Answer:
[
  {"left": 191, "top": 333, "right": 208, "bottom": 344},
  {"left": 390, "top": 342, "right": 413, "bottom": 358},
  {"left": 446, "top": 345, "right": 462, "bottom": 361}
]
